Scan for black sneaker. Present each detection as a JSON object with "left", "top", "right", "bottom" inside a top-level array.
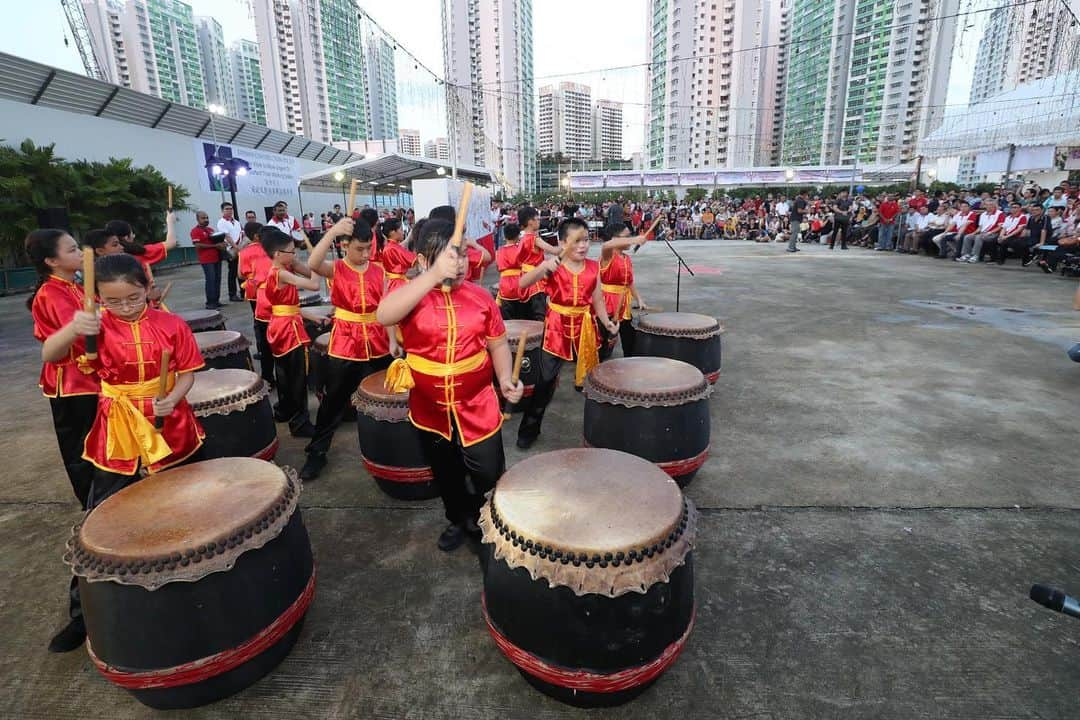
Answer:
[
  {"left": 1039, "top": 260, "right": 1053, "bottom": 274},
  {"left": 229, "top": 295, "right": 244, "bottom": 302},
  {"left": 48, "top": 618, "right": 86, "bottom": 653},
  {"left": 291, "top": 422, "right": 316, "bottom": 438},
  {"left": 437, "top": 523, "right": 466, "bottom": 552},
  {"left": 300, "top": 453, "right": 327, "bottom": 481},
  {"left": 1022, "top": 256, "right": 1035, "bottom": 267},
  {"left": 516, "top": 434, "right": 537, "bottom": 450}
]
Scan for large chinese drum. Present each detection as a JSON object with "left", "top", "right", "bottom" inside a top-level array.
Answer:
[
  {"left": 633, "top": 312, "right": 723, "bottom": 383},
  {"left": 187, "top": 369, "right": 278, "bottom": 460},
  {"left": 194, "top": 330, "right": 252, "bottom": 372},
  {"left": 177, "top": 309, "right": 225, "bottom": 333}
]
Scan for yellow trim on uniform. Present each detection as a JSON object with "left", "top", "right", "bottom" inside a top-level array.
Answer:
[
  {"left": 98, "top": 377, "right": 175, "bottom": 467},
  {"left": 548, "top": 301, "right": 600, "bottom": 386},
  {"left": 383, "top": 350, "right": 488, "bottom": 393},
  {"left": 271, "top": 305, "right": 301, "bottom": 317},
  {"left": 333, "top": 308, "right": 377, "bottom": 324}
]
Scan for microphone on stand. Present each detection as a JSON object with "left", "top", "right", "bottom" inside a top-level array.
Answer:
[{"left": 1030, "top": 584, "right": 1080, "bottom": 619}]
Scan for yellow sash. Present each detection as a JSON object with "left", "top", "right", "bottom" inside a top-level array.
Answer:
[
  {"left": 384, "top": 350, "right": 488, "bottom": 393},
  {"left": 600, "top": 283, "right": 633, "bottom": 321},
  {"left": 334, "top": 307, "right": 377, "bottom": 324},
  {"left": 100, "top": 377, "right": 175, "bottom": 467},
  {"left": 499, "top": 269, "right": 522, "bottom": 277},
  {"left": 548, "top": 301, "right": 600, "bottom": 386},
  {"left": 385, "top": 271, "right": 407, "bottom": 280},
  {"left": 271, "top": 305, "right": 300, "bottom": 317}
]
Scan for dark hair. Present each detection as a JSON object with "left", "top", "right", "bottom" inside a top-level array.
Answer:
[
  {"left": 243, "top": 221, "right": 263, "bottom": 242},
  {"left": 245, "top": 210, "right": 257, "bottom": 217},
  {"left": 557, "top": 217, "right": 588, "bottom": 241},
  {"left": 599, "top": 223, "right": 628, "bottom": 240},
  {"left": 95, "top": 252, "right": 149, "bottom": 289},
  {"left": 84, "top": 228, "right": 116, "bottom": 251},
  {"left": 260, "top": 226, "right": 294, "bottom": 255},
  {"left": 349, "top": 218, "right": 373, "bottom": 243},
  {"left": 24, "top": 229, "right": 70, "bottom": 310},
  {"left": 104, "top": 219, "right": 145, "bottom": 255},
  {"left": 518, "top": 206, "right": 538, "bottom": 227},
  {"left": 405, "top": 218, "right": 427, "bottom": 251},
  {"left": 359, "top": 208, "right": 382, "bottom": 249},
  {"left": 415, "top": 218, "right": 453, "bottom": 265},
  {"left": 221, "top": 202, "right": 233, "bottom": 210},
  {"left": 381, "top": 218, "right": 402, "bottom": 238},
  {"left": 429, "top": 205, "right": 455, "bottom": 224},
  {"left": 274, "top": 201, "right": 288, "bottom": 209},
  {"left": 503, "top": 223, "right": 521, "bottom": 241}
]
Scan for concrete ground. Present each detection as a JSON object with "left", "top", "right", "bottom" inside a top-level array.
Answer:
[{"left": 2, "top": 240, "right": 1079, "bottom": 719}]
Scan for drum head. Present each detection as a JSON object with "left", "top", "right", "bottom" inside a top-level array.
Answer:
[
  {"left": 194, "top": 330, "right": 247, "bottom": 357},
  {"left": 636, "top": 312, "right": 722, "bottom": 339},
  {"left": 301, "top": 305, "right": 334, "bottom": 323},
  {"left": 67, "top": 458, "right": 299, "bottom": 589},
  {"left": 585, "top": 357, "right": 709, "bottom": 407},
  {"left": 299, "top": 292, "right": 322, "bottom": 307},
  {"left": 187, "top": 369, "right": 266, "bottom": 415},
  {"left": 505, "top": 319, "right": 545, "bottom": 350},
  {"left": 178, "top": 309, "right": 222, "bottom": 325},
  {"left": 482, "top": 449, "right": 695, "bottom": 597},
  {"left": 357, "top": 369, "right": 407, "bottom": 401}
]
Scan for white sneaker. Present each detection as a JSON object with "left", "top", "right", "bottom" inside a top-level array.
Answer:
[
  {"left": 967, "top": 256, "right": 979, "bottom": 263},
  {"left": 955, "top": 255, "right": 968, "bottom": 262}
]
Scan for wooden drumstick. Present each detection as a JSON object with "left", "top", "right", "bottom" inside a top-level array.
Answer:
[
  {"left": 154, "top": 350, "right": 171, "bottom": 430},
  {"left": 511, "top": 329, "right": 528, "bottom": 385},
  {"left": 167, "top": 185, "right": 173, "bottom": 211},
  {"left": 158, "top": 281, "right": 174, "bottom": 306},
  {"left": 81, "top": 246, "right": 98, "bottom": 360},
  {"left": 443, "top": 182, "right": 474, "bottom": 288},
  {"left": 346, "top": 178, "right": 359, "bottom": 216},
  {"left": 632, "top": 216, "right": 664, "bottom": 254}
]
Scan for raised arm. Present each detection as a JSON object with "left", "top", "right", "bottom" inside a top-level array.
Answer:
[
  {"left": 163, "top": 212, "right": 179, "bottom": 251},
  {"left": 519, "top": 255, "right": 559, "bottom": 290},
  {"left": 309, "top": 217, "right": 353, "bottom": 278},
  {"left": 278, "top": 267, "right": 321, "bottom": 291}
]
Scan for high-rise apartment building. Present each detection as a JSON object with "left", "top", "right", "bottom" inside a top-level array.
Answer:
[
  {"left": 538, "top": 82, "right": 593, "bottom": 160},
  {"left": 195, "top": 16, "right": 234, "bottom": 114},
  {"left": 253, "top": 0, "right": 306, "bottom": 136},
  {"left": 441, "top": 0, "right": 536, "bottom": 193},
  {"left": 424, "top": 137, "right": 451, "bottom": 161},
  {"left": 364, "top": 29, "right": 398, "bottom": 141},
  {"left": 81, "top": 0, "right": 132, "bottom": 88},
  {"left": 780, "top": 0, "right": 958, "bottom": 167},
  {"left": 645, "top": 0, "right": 785, "bottom": 169},
  {"left": 230, "top": 39, "right": 267, "bottom": 125},
  {"left": 592, "top": 100, "right": 624, "bottom": 161},
  {"left": 398, "top": 129, "right": 422, "bottom": 156},
  {"left": 121, "top": 0, "right": 206, "bottom": 108}
]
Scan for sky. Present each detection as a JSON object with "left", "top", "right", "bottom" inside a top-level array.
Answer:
[{"left": 4, "top": 0, "right": 1016, "bottom": 156}]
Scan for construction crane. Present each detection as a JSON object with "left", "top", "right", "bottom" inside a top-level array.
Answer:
[{"left": 61, "top": 0, "right": 107, "bottom": 82}]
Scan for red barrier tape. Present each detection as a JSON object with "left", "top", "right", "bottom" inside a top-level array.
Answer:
[
  {"left": 87, "top": 567, "right": 316, "bottom": 690},
  {"left": 481, "top": 593, "right": 694, "bottom": 693},
  {"left": 362, "top": 457, "right": 434, "bottom": 483}
]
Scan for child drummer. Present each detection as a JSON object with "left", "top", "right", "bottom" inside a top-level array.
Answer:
[
  {"left": 513, "top": 207, "right": 560, "bottom": 321},
  {"left": 598, "top": 222, "right": 652, "bottom": 360},
  {"left": 515, "top": 217, "right": 619, "bottom": 449},
  {"left": 377, "top": 218, "right": 523, "bottom": 552},
  {"left": 300, "top": 216, "right": 399, "bottom": 480}
]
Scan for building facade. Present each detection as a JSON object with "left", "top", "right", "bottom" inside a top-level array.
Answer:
[
  {"left": 230, "top": 39, "right": 267, "bottom": 125},
  {"left": 592, "top": 99, "right": 623, "bottom": 161},
  {"left": 441, "top": 0, "right": 536, "bottom": 193},
  {"left": 81, "top": 0, "right": 132, "bottom": 88},
  {"left": 195, "top": 16, "right": 234, "bottom": 114},
  {"left": 538, "top": 82, "right": 593, "bottom": 160},
  {"left": 645, "top": 0, "right": 785, "bottom": 170},
  {"left": 424, "top": 137, "right": 451, "bottom": 161},
  {"left": 364, "top": 28, "right": 398, "bottom": 141},
  {"left": 122, "top": 0, "right": 206, "bottom": 108},
  {"left": 398, "top": 129, "right": 422, "bottom": 156},
  {"left": 253, "top": 0, "right": 307, "bottom": 136}
]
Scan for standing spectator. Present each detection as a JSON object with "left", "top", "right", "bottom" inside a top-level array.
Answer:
[
  {"left": 701, "top": 206, "right": 716, "bottom": 238},
  {"left": 328, "top": 204, "right": 344, "bottom": 223},
  {"left": 828, "top": 190, "right": 852, "bottom": 249},
  {"left": 244, "top": 210, "right": 258, "bottom": 224},
  {"left": 631, "top": 206, "right": 643, "bottom": 234},
  {"left": 191, "top": 211, "right": 226, "bottom": 309},
  {"left": 959, "top": 200, "right": 1004, "bottom": 263},
  {"left": 217, "top": 201, "right": 244, "bottom": 302},
  {"left": 908, "top": 189, "right": 929, "bottom": 213},
  {"left": 775, "top": 195, "right": 790, "bottom": 232},
  {"left": 791, "top": 191, "right": 808, "bottom": 248},
  {"left": 876, "top": 194, "right": 900, "bottom": 251},
  {"left": 266, "top": 201, "right": 303, "bottom": 242}
]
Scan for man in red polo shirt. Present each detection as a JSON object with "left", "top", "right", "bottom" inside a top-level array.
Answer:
[
  {"left": 908, "top": 189, "right": 929, "bottom": 213},
  {"left": 876, "top": 194, "right": 900, "bottom": 251},
  {"left": 191, "top": 210, "right": 227, "bottom": 309}
]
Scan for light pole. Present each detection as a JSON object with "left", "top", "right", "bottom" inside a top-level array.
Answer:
[{"left": 207, "top": 104, "right": 226, "bottom": 202}]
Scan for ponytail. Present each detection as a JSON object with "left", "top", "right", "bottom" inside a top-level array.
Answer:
[{"left": 24, "top": 229, "right": 68, "bottom": 311}]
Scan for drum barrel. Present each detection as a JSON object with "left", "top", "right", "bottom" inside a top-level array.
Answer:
[
  {"left": 79, "top": 512, "right": 314, "bottom": 710},
  {"left": 634, "top": 333, "right": 722, "bottom": 384},
  {"left": 197, "top": 399, "right": 279, "bottom": 461},
  {"left": 355, "top": 410, "right": 437, "bottom": 501}
]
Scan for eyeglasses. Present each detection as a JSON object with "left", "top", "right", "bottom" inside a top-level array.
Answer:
[
  {"left": 277, "top": 249, "right": 296, "bottom": 255},
  {"left": 101, "top": 295, "right": 146, "bottom": 310}
]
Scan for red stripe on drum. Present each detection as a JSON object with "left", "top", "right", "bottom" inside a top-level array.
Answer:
[
  {"left": 705, "top": 370, "right": 720, "bottom": 384},
  {"left": 482, "top": 593, "right": 694, "bottom": 693},
  {"left": 253, "top": 438, "right": 280, "bottom": 461},
  {"left": 361, "top": 456, "right": 434, "bottom": 483},
  {"left": 87, "top": 567, "right": 316, "bottom": 690},
  {"left": 655, "top": 448, "right": 709, "bottom": 478}
]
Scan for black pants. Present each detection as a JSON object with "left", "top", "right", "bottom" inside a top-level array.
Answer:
[
  {"left": 994, "top": 237, "right": 1036, "bottom": 264},
  {"left": 829, "top": 218, "right": 849, "bottom": 249},
  {"left": 251, "top": 307, "right": 275, "bottom": 387},
  {"left": 274, "top": 345, "right": 310, "bottom": 433},
  {"left": 48, "top": 395, "right": 98, "bottom": 510},
  {"left": 524, "top": 293, "right": 547, "bottom": 322},
  {"left": 227, "top": 257, "right": 241, "bottom": 299},
  {"left": 599, "top": 318, "right": 636, "bottom": 361},
  {"left": 1045, "top": 243, "right": 1078, "bottom": 271},
  {"left": 517, "top": 350, "right": 568, "bottom": 442},
  {"left": 418, "top": 422, "right": 505, "bottom": 526},
  {"left": 499, "top": 298, "right": 533, "bottom": 321},
  {"left": 201, "top": 261, "right": 222, "bottom": 305},
  {"left": 306, "top": 354, "right": 392, "bottom": 456}
]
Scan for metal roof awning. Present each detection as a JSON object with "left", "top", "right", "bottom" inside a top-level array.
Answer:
[
  {"left": 298, "top": 153, "right": 496, "bottom": 192},
  {"left": 0, "top": 51, "right": 362, "bottom": 165}
]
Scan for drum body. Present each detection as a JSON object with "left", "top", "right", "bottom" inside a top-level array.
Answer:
[
  {"left": 500, "top": 320, "right": 545, "bottom": 413},
  {"left": 352, "top": 370, "right": 437, "bottom": 500},
  {"left": 634, "top": 312, "right": 723, "bottom": 384},
  {"left": 480, "top": 449, "right": 696, "bottom": 707},
  {"left": 583, "top": 357, "right": 710, "bottom": 486},
  {"left": 309, "top": 331, "right": 330, "bottom": 396},
  {"left": 65, "top": 458, "right": 314, "bottom": 710},
  {"left": 195, "top": 330, "right": 253, "bottom": 372},
  {"left": 178, "top": 309, "right": 225, "bottom": 333},
  {"left": 299, "top": 291, "right": 323, "bottom": 308},
  {"left": 301, "top": 306, "right": 334, "bottom": 351},
  {"left": 188, "top": 369, "right": 278, "bottom": 460}
]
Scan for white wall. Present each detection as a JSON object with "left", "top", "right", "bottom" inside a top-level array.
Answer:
[{"left": 0, "top": 98, "right": 344, "bottom": 244}]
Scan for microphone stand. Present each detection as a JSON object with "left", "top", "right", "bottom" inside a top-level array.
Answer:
[{"left": 654, "top": 229, "right": 694, "bottom": 312}]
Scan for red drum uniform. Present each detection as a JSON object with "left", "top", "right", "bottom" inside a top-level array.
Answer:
[
  {"left": 134, "top": 243, "right": 170, "bottom": 310},
  {"left": 31, "top": 275, "right": 100, "bottom": 509},
  {"left": 264, "top": 267, "right": 312, "bottom": 433},
  {"left": 82, "top": 307, "right": 205, "bottom": 478},
  {"left": 516, "top": 259, "right": 602, "bottom": 444},
  {"left": 265, "top": 268, "right": 310, "bottom": 357},
  {"left": 238, "top": 243, "right": 275, "bottom": 385},
  {"left": 388, "top": 281, "right": 507, "bottom": 527},
  {"left": 381, "top": 241, "right": 415, "bottom": 292},
  {"left": 599, "top": 252, "right": 637, "bottom": 360},
  {"left": 305, "top": 260, "right": 393, "bottom": 459},
  {"left": 515, "top": 232, "right": 546, "bottom": 301},
  {"left": 466, "top": 245, "right": 488, "bottom": 283},
  {"left": 494, "top": 243, "right": 528, "bottom": 320}
]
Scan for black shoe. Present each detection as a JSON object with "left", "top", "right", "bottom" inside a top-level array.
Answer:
[
  {"left": 300, "top": 453, "right": 327, "bottom": 481},
  {"left": 48, "top": 618, "right": 86, "bottom": 653},
  {"left": 229, "top": 295, "right": 244, "bottom": 302},
  {"left": 786, "top": 248, "right": 797, "bottom": 253},
  {"left": 1069, "top": 343, "right": 1080, "bottom": 363},
  {"left": 1040, "top": 261, "right": 1053, "bottom": 274},
  {"left": 437, "top": 523, "right": 466, "bottom": 552},
  {"left": 1022, "top": 256, "right": 1035, "bottom": 267},
  {"left": 291, "top": 421, "right": 316, "bottom": 438},
  {"left": 253, "top": 351, "right": 262, "bottom": 360},
  {"left": 516, "top": 434, "right": 537, "bottom": 450}
]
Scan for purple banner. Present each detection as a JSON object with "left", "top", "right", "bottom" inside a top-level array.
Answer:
[
  {"left": 569, "top": 174, "right": 605, "bottom": 189},
  {"left": 643, "top": 172, "right": 680, "bottom": 187},
  {"left": 679, "top": 171, "right": 717, "bottom": 186},
  {"left": 606, "top": 172, "right": 643, "bottom": 187}
]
